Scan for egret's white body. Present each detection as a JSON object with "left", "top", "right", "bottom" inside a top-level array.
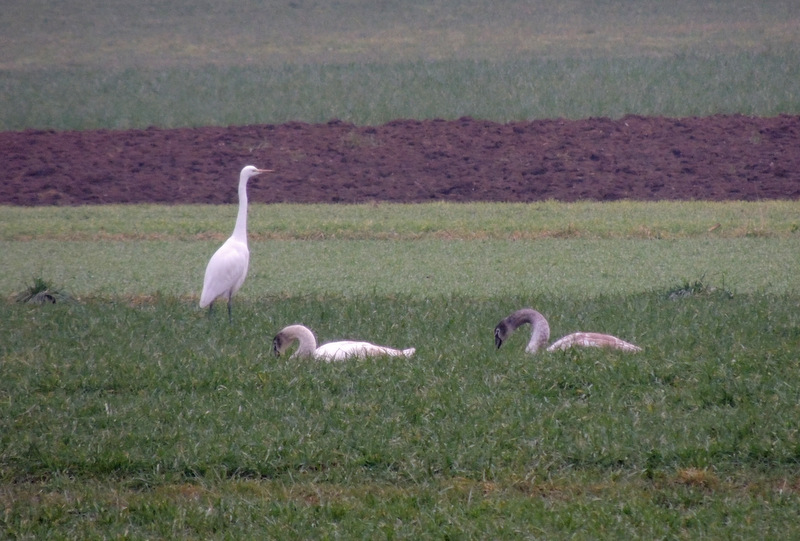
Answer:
[
  {"left": 494, "top": 308, "right": 642, "bottom": 354},
  {"left": 272, "top": 324, "right": 416, "bottom": 361},
  {"left": 200, "top": 165, "right": 271, "bottom": 320}
]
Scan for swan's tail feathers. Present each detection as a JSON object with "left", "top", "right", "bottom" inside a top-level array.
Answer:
[
  {"left": 378, "top": 346, "right": 415, "bottom": 357},
  {"left": 546, "top": 332, "right": 642, "bottom": 353}
]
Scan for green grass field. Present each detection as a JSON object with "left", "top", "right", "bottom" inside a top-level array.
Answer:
[
  {"left": 2, "top": 203, "right": 800, "bottom": 538},
  {"left": 3, "top": 1, "right": 800, "bottom": 538},
  {"left": 2, "top": 290, "right": 799, "bottom": 538}
]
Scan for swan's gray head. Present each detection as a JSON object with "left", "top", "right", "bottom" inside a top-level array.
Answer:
[
  {"left": 272, "top": 325, "right": 317, "bottom": 359},
  {"left": 272, "top": 332, "right": 290, "bottom": 357},
  {"left": 494, "top": 308, "right": 550, "bottom": 353},
  {"left": 494, "top": 321, "right": 510, "bottom": 349}
]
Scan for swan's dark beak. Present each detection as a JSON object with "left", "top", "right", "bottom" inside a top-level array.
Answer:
[
  {"left": 494, "top": 330, "right": 503, "bottom": 349},
  {"left": 272, "top": 337, "right": 281, "bottom": 357}
]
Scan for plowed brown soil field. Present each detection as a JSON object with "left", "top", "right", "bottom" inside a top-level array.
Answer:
[{"left": 2, "top": 115, "right": 798, "bottom": 205}]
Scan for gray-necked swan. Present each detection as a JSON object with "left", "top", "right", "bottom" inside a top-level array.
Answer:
[
  {"left": 272, "top": 324, "right": 416, "bottom": 361},
  {"left": 494, "top": 308, "right": 642, "bottom": 353}
]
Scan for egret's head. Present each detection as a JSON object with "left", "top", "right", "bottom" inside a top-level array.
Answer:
[{"left": 240, "top": 165, "right": 273, "bottom": 180}]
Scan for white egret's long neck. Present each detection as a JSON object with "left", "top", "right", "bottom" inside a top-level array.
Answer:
[{"left": 231, "top": 173, "right": 249, "bottom": 242}]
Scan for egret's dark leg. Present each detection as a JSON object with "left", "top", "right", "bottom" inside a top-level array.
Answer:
[
  {"left": 227, "top": 296, "right": 233, "bottom": 323},
  {"left": 207, "top": 303, "right": 214, "bottom": 318}
]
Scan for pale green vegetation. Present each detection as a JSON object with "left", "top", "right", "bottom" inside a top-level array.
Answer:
[
  {"left": 3, "top": 200, "right": 799, "bottom": 241},
  {"left": 2, "top": 202, "right": 799, "bottom": 299},
  {"left": 3, "top": 236, "right": 800, "bottom": 299},
  {"left": 2, "top": 0, "right": 799, "bottom": 129}
]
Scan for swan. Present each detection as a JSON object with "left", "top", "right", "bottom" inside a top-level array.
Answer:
[
  {"left": 199, "top": 165, "right": 272, "bottom": 321},
  {"left": 494, "top": 308, "right": 642, "bottom": 353},
  {"left": 272, "top": 324, "right": 416, "bottom": 361}
]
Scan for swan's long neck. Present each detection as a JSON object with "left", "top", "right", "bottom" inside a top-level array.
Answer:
[
  {"left": 506, "top": 309, "right": 551, "bottom": 353},
  {"left": 284, "top": 325, "right": 318, "bottom": 358},
  {"left": 231, "top": 171, "right": 249, "bottom": 243}
]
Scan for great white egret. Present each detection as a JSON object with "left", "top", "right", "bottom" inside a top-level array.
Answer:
[
  {"left": 272, "top": 324, "right": 416, "bottom": 361},
  {"left": 199, "top": 165, "right": 272, "bottom": 321},
  {"left": 494, "top": 308, "right": 642, "bottom": 353}
]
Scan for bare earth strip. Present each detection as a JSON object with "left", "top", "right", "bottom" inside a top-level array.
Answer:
[{"left": 1, "top": 115, "right": 798, "bottom": 206}]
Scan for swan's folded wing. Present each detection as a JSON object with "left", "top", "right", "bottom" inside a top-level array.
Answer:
[
  {"left": 546, "top": 332, "right": 642, "bottom": 352},
  {"left": 315, "top": 341, "right": 415, "bottom": 361}
]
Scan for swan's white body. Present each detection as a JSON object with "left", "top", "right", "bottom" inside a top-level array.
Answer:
[
  {"left": 272, "top": 324, "right": 416, "bottom": 361},
  {"left": 200, "top": 165, "right": 271, "bottom": 319},
  {"left": 494, "top": 308, "right": 642, "bottom": 354}
]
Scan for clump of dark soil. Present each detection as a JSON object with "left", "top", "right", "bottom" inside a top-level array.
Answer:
[{"left": 1, "top": 114, "right": 798, "bottom": 205}]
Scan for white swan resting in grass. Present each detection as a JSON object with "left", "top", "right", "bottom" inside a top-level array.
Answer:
[
  {"left": 199, "top": 165, "right": 272, "bottom": 321},
  {"left": 272, "top": 324, "right": 416, "bottom": 361},
  {"left": 494, "top": 308, "right": 642, "bottom": 353}
]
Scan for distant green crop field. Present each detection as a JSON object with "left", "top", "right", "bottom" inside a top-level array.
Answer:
[
  {"left": 4, "top": 1, "right": 799, "bottom": 68},
  {"left": 2, "top": 0, "right": 799, "bottom": 129}
]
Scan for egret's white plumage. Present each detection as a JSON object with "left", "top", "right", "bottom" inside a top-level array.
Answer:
[
  {"left": 199, "top": 165, "right": 271, "bottom": 320},
  {"left": 272, "top": 324, "right": 416, "bottom": 361},
  {"left": 494, "top": 308, "right": 642, "bottom": 354}
]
